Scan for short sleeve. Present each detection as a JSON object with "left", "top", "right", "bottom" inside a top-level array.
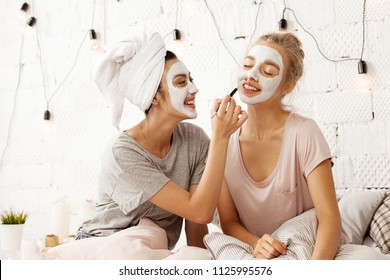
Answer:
[
  {"left": 297, "top": 118, "right": 332, "bottom": 177},
  {"left": 188, "top": 125, "right": 210, "bottom": 185},
  {"left": 111, "top": 143, "right": 170, "bottom": 215}
]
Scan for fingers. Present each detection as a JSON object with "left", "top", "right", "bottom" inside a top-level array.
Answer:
[
  {"left": 211, "top": 95, "right": 240, "bottom": 118},
  {"left": 253, "top": 234, "right": 286, "bottom": 259},
  {"left": 217, "top": 95, "right": 232, "bottom": 118},
  {"left": 236, "top": 109, "right": 248, "bottom": 126},
  {"left": 210, "top": 95, "right": 247, "bottom": 139},
  {"left": 211, "top": 98, "right": 222, "bottom": 114}
]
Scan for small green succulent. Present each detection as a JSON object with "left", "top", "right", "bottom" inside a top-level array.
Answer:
[{"left": 0, "top": 209, "right": 28, "bottom": 224}]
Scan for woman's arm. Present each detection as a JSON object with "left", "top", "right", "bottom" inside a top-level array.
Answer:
[
  {"left": 218, "top": 180, "right": 286, "bottom": 259},
  {"left": 149, "top": 96, "right": 248, "bottom": 224},
  {"left": 307, "top": 159, "right": 341, "bottom": 260},
  {"left": 184, "top": 185, "right": 209, "bottom": 248},
  {"left": 218, "top": 180, "right": 258, "bottom": 246}
]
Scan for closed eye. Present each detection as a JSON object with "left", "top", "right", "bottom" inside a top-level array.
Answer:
[{"left": 243, "top": 65, "right": 254, "bottom": 69}]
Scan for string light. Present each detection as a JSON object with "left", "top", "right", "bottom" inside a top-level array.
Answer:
[
  {"left": 173, "top": 29, "right": 181, "bottom": 40},
  {"left": 279, "top": 0, "right": 287, "bottom": 30},
  {"left": 173, "top": 0, "right": 181, "bottom": 40},
  {"left": 280, "top": 0, "right": 368, "bottom": 75},
  {"left": 20, "top": 2, "right": 29, "bottom": 12},
  {"left": 89, "top": 29, "right": 100, "bottom": 51},
  {"left": 27, "top": 16, "right": 36, "bottom": 27},
  {"left": 358, "top": 0, "right": 367, "bottom": 74},
  {"left": 358, "top": 60, "right": 367, "bottom": 74},
  {"left": 39, "top": 0, "right": 97, "bottom": 120},
  {"left": 279, "top": 18, "right": 287, "bottom": 31},
  {"left": 43, "top": 110, "right": 51, "bottom": 121}
]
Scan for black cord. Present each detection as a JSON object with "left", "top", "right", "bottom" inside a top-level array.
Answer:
[
  {"left": 43, "top": 0, "right": 96, "bottom": 109},
  {"left": 248, "top": 0, "right": 263, "bottom": 47},
  {"left": 360, "top": 0, "right": 367, "bottom": 60},
  {"left": 91, "top": 0, "right": 97, "bottom": 29},
  {"left": 175, "top": 0, "right": 179, "bottom": 29},
  {"left": 163, "top": 0, "right": 179, "bottom": 40},
  {"left": 0, "top": 26, "right": 26, "bottom": 171},
  {"left": 284, "top": 7, "right": 361, "bottom": 62},
  {"left": 103, "top": 0, "right": 107, "bottom": 47},
  {"left": 203, "top": 0, "right": 239, "bottom": 66}
]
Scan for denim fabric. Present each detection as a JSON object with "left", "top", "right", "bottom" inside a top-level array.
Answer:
[{"left": 75, "top": 232, "right": 95, "bottom": 240}]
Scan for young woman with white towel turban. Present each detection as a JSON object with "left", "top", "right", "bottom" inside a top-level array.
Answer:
[{"left": 76, "top": 30, "right": 248, "bottom": 250}]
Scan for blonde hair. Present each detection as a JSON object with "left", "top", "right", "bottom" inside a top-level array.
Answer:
[{"left": 256, "top": 32, "right": 305, "bottom": 82}]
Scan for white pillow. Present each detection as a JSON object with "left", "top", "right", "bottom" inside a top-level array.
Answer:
[
  {"left": 338, "top": 190, "right": 386, "bottom": 245},
  {"left": 335, "top": 244, "right": 390, "bottom": 260}
]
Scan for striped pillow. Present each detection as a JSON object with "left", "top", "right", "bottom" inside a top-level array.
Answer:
[
  {"left": 203, "top": 209, "right": 317, "bottom": 260},
  {"left": 369, "top": 192, "right": 390, "bottom": 254},
  {"left": 203, "top": 232, "right": 255, "bottom": 260},
  {"left": 271, "top": 209, "right": 316, "bottom": 260}
]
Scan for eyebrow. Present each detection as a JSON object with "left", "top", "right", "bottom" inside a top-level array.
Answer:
[
  {"left": 245, "top": 56, "right": 280, "bottom": 70},
  {"left": 173, "top": 74, "right": 187, "bottom": 79}
]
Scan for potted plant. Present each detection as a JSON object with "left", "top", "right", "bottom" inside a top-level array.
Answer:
[{"left": 0, "top": 209, "right": 28, "bottom": 256}]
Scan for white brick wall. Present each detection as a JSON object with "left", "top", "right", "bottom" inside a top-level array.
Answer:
[{"left": 0, "top": 0, "right": 389, "bottom": 242}]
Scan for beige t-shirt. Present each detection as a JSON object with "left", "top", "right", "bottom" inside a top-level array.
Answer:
[{"left": 224, "top": 113, "right": 332, "bottom": 237}]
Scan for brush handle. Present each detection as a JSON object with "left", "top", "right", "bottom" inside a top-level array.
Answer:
[
  {"left": 212, "top": 81, "right": 243, "bottom": 118},
  {"left": 229, "top": 88, "right": 238, "bottom": 97}
]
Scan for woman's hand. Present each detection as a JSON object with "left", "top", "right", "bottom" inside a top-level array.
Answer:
[
  {"left": 252, "top": 234, "right": 286, "bottom": 259},
  {"left": 211, "top": 95, "right": 248, "bottom": 140}
]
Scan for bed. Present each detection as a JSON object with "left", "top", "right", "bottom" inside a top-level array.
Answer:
[{"left": 42, "top": 190, "right": 389, "bottom": 260}]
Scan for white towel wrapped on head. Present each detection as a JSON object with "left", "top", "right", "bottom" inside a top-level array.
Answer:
[{"left": 93, "top": 30, "right": 166, "bottom": 129}]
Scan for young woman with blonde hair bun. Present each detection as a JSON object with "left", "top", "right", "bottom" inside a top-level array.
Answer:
[{"left": 217, "top": 32, "right": 341, "bottom": 260}]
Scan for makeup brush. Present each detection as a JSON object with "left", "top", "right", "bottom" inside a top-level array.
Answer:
[
  {"left": 229, "top": 80, "right": 245, "bottom": 97},
  {"left": 211, "top": 80, "right": 245, "bottom": 118}
]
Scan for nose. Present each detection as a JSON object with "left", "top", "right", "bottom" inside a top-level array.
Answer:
[
  {"left": 188, "top": 82, "right": 198, "bottom": 95},
  {"left": 246, "top": 68, "right": 259, "bottom": 82}
]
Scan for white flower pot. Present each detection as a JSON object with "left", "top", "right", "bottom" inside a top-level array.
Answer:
[{"left": 0, "top": 224, "right": 25, "bottom": 253}]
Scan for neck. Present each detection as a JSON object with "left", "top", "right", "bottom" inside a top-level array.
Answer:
[
  {"left": 242, "top": 103, "right": 288, "bottom": 140},
  {"left": 140, "top": 113, "right": 179, "bottom": 156}
]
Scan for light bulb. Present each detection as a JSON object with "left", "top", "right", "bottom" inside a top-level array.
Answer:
[
  {"left": 89, "top": 29, "right": 100, "bottom": 51},
  {"left": 358, "top": 60, "right": 367, "bottom": 74},
  {"left": 279, "top": 18, "right": 287, "bottom": 31},
  {"left": 173, "top": 29, "right": 181, "bottom": 41},
  {"left": 20, "top": 2, "right": 29, "bottom": 12},
  {"left": 27, "top": 17, "right": 36, "bottom": 27}
]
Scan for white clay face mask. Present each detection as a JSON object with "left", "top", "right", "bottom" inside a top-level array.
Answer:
[
  {"left": 167, "top": 61, "right": 198, "bottom": 119},
  {"left": 238, "top": 45, "right": 284, "bottom": 104}
]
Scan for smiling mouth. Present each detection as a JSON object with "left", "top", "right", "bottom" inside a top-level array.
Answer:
[
  {"left": 184, "top": 100, "right": 196, "bottom": 108},
  {"left": 243, "top": 82, "right": 262, "bottom": 94}
]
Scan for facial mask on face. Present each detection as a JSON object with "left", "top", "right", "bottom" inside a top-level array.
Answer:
[
  {"left": 238, "top": 45, "right": 284, "bottom": 104},
  {"left": 167, "top": 61, "right": 198, "bottom": 118}
]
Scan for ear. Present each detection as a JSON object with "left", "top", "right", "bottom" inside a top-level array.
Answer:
[
  {"left": 152, "top": 97, "right": 159, "bottom": 105},
  {"left": 282, "top": 79, "right": 296, "bottom": 95}
]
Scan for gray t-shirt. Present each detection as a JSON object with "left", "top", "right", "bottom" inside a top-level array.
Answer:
[{"left": 79, "top": 122, "right": 209, "bottom": 249}]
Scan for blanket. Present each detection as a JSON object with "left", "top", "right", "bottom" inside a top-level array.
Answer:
[{"left": 42, "top": 218, "right": 211, "bottom": 260}]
